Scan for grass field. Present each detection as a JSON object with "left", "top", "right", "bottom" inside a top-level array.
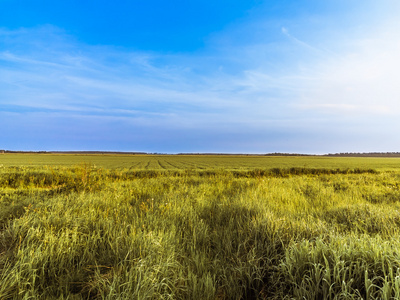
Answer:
[
  {"left": 2, "top": 154, "right": 400, "bottom": 299},
  {"left": 2, "top": 153, "right": 400, "bottom": 170}
]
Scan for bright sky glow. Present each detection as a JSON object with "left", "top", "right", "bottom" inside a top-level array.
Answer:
[{"left": 1, "top": 0, "right": 400, "bottom": 153}]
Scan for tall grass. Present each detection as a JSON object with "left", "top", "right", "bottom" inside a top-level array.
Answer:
[{"left": 1, "top": 165, "right": 400, "bottom": 298}]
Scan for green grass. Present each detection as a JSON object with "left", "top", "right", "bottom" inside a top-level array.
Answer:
[
  {"left": 2, "top": 155, "right": 400, "bottom": 298},
  {"left": 2, "top": 153, "right": 400, "bottom": 170}
]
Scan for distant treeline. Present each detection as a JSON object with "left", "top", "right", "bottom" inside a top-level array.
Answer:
[
  {"left": 1, "top": 150, "right": 400, "bottom": 157},
  {"left": 325, "top": 152, "right": 400, "bottom": 157},
  {"left": 1, "top": 151, "right": 313, "bottom": 156},
  {"left": 0, "top": 150, "right": 147, "bottom": 155},
  {"left": 176, "top": 152, "right": 313, "bottom": 156}
]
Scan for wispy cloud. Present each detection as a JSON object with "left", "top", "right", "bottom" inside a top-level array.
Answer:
[
  {"left": 281, "top": 26, "right": 324, "bottom": 55},
  {"left": 0, "top": 26, "right": 293, "bottom": 121},
  {"left": 294, "top": 23, "right": 400, "bottom": 117}
]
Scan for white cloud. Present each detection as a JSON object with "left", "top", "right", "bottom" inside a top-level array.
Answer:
[
  {"left": 295, "top": 24, "right": 400, "bottom": 116},
  {"left": 0, "top": 26, "right": 292, "bottom": 124}
]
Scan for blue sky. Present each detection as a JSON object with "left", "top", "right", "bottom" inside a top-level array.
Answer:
[{"left": 1, "top": 0, "right": 400, "bottom": 153}]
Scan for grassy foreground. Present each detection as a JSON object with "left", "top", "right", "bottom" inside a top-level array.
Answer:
[{"left": 1, "top": 156, "right": 400, "bottom": 298}]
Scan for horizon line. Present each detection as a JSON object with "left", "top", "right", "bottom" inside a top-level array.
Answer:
[{"left": 2, "top": 150, "right": 400, "bottom": 157}]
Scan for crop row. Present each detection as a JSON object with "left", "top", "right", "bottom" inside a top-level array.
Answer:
[{"left": 2, "top": 153, "right": 400, "bottom": 170}]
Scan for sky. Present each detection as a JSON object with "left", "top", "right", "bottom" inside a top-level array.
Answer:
[{"left": 1, "top": 0, "right": 400, "bottom": 154}]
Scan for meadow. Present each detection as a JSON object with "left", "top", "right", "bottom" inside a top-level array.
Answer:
[
  {"left": 2, "top": 154, "right": 400, "bottom": 299},
  {"left": 2, "top": 153, "right": 400, "bottom": 170}
]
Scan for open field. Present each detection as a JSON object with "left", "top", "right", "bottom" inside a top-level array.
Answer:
[
  {"left": 2, "top": 153, "right": 400, "bottom": 170},
  {"left": 2, "top": 155, "right": 400, "bottom": 298}
]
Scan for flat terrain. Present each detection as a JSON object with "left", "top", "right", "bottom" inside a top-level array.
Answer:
[
  {"left": 2, "top": 153, "right": 400, "bottom": 170},
  {"left": 2, "top": 154, "right": 400, "bottom": 299}
]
